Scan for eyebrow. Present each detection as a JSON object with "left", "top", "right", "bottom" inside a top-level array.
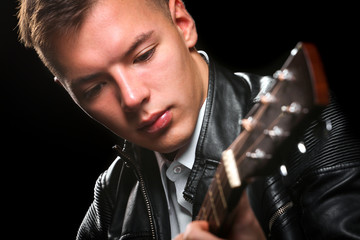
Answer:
[
  {"left": 70, "top": 30, "right": 155, "bottom": 86},
  {"left": 124, "top": 30, "right": 154, "bottom": 58},
  {"left": 69, "top": 72, "right": 103, "bottom": 90}
]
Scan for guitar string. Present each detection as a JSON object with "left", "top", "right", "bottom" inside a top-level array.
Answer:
[
  {"left": 197, "top": 80, "right": 292, "bottom": 224},
  {"left": 197, "top": 105, "right": 279, "bottom": 222},
  {"left": 196, "top": 45, "right": 321, "bottom": 229}
]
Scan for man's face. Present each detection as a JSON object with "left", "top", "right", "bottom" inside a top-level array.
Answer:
[{"left": 53, "top": 0, "right": 208, "bottom": 153}]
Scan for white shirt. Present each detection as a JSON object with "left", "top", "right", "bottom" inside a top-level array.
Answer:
[{"left": 155, "top": 99, "right": 207, "bottom": 239}]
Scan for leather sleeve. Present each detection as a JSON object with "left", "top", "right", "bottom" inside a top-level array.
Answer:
[
  {"left": 298, "top": 162, "right": 360, "bottom": 239},
  {"left": 249, "top": 94, "right": 360, "bottom": 239},
  {"left": 76, "top": 158, "right": 126, "bottom": 240},
  {"left": 76, "top": 171, "right": 113, "bottom": 240},
  {"left": 290, "top": 94, "right": 360, "bottom": 239}
]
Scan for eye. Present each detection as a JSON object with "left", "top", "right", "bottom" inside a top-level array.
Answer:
[
  {"left": 83, "top": 82, "right": 107, "bottom": 100},
  {"left": 134, "top": 47, "right": 156, "bottom": 64}
]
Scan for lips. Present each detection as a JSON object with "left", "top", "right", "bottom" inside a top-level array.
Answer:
[{"left": 138, "top": 110, "right": 172, "bottom": 134}]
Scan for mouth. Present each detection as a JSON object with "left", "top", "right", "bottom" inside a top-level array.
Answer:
[{"left": 138, "top": 110, "right": 172, "bottom": 134}]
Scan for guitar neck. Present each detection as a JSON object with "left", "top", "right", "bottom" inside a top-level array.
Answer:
[
  {"left": 196, "top": 160, "right": 247, "bottom": 237},
  {"left": 195, "top": 42, "right": 329, "bottom": 237}
]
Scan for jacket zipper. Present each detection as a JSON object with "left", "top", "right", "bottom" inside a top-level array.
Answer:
[
  {"left": 113, "top": 145, "right": 156, "bottom": 240},
  {"left": 268, "top": 201, "right": 293, "bottom": 233}
]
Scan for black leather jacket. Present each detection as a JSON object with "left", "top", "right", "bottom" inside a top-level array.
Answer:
[{"left": 76, "top": 56, "right": 360, "bottom": 240}]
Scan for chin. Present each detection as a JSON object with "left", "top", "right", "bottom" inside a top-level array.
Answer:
[{"left": 156, "top": 129, "right": 193, "bottom": 154}]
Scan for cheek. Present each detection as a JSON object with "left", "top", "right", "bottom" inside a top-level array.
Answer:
[
  {"left": 148, "top": 49, "right": 192, "bottom": 94},
  {"left": 81, "top": 97, "right": 127, "bottom": 134},
  {"left": 151, "top": 35, "right": 190, "bottom": 80}
]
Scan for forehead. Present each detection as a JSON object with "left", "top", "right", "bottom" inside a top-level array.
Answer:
[
  {"left": 52, "top": 0, "right": 171, "bottom": 79},
  {"left": 83, "top": 0, "right": 164, "bottom": 35}
]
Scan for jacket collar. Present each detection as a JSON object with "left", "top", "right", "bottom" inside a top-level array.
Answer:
[{"left": 183, "top": 54, "right": 261, "bottom": 210}]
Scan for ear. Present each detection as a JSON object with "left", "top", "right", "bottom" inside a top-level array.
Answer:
[
  {"left": 53, "top": 76, "right": 81, "bottom": 104},
  {"left": 54, "top": 76, "right": 65, "bottom": 87},
  {"left": 168, "top": 0, "right": 198, "bottom": 48},
  {"left": 54, "top": 76, "right": 71, "bottom": 93}
]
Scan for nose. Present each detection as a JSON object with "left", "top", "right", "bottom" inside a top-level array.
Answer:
[{"left": 111, "top": 67, "right": 149, "bottom": 112}]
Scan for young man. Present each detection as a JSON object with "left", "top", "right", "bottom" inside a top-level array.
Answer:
[{"left": 17, "top": 0, "right": 360, "bottom": 239}]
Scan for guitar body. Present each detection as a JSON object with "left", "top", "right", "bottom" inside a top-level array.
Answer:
[{"left": 195, "top": 42, "right": 329, "bottom": 237}]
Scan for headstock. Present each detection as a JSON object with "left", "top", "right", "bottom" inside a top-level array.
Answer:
[
  {"left": 223, "top": 41, "right": 329, "bottom": 186},
  {"left": 196, "top": 42, "right": 329, "bottom": 236}
]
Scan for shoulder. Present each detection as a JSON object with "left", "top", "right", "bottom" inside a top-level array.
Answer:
[
  {"left": 209, "top": 56, "right": 276, "bottom": 105},
  {"left": 95, "top": 156, "right": 133, "bottom": 201},
  {"left": 76, "top": 158, "right": 125, "bottom": 240}
]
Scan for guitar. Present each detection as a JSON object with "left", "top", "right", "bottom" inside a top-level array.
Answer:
[{"left": 195, "top": 42, "right": 330, "bottom": 237}]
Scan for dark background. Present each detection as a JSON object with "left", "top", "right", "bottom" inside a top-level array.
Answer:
[{"left": 3, "top": 1, "right": 359, "bottom": 238}]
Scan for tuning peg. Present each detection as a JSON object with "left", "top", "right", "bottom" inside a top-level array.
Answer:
[
  {"left": 260, "top": 93, "right": 276, "bottom": 104},
  {"left": 273, "top": 69, "right": 294, "bottom": 81},
  {"left": 246, "top": 148, "right": 272, "bottom": 160},
  {"left": 241, "top": 117, "right": 256, "bottom": 131},
  {"left": 281, "top": 102, "right": 303, "bottom": 114},
  {"left": 264, "top": 126, "right": 289, "bottom": 138},
  {"left": 280, "top": 165, "right": 288, "bottom": 177}
]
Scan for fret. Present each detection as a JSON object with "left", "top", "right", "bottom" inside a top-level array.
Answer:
[
  {"left": 216, "top": 173, "right": 228, "bottom": 209},
  {"left": 196, "top": 166, "right": 228, "bottom": 223},
  {"left": 208, "top": 190, "right": 220, "bottom": 228},
  {"left": 198, "top": 193, "right": 211, "bottom": 220},
  {"left": 199, "top": 206, "right": 209, "bottom": 220}
]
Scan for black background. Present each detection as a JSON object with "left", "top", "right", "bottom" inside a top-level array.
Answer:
[{"left": 3, "top": 1, "right": 359, "bottom": 238}]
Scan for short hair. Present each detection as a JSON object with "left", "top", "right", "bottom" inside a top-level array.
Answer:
[{"left": 16, "top": 0, "right": 170, "bottom": 75}]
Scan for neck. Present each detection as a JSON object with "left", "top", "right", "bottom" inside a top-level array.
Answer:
[{"left": 161, "top": 150, "right": 179, "bottom": 162}]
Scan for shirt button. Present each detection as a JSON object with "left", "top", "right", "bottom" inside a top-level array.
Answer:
[{"left": 173, "top": 166, "right": 182, "bottom": 174}]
